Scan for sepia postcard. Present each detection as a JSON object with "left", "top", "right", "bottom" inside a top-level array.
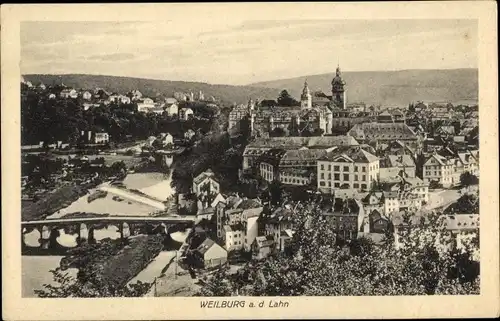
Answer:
[{"left": 2, "top": 2, "right": 499, "bottom": 320}]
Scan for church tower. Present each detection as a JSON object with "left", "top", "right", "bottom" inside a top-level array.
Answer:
[
  {"left": 300, "top": 79, "right": 312, "bottom": 109},
  {"left": 331, "top": 65, "right": 346, "bottom": 109}
]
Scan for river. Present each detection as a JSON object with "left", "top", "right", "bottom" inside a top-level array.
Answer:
[{"left": 23, "top": 171, "right": 179, "bottom": 297}]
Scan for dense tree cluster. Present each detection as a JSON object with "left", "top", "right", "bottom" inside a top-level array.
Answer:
[
  {"left": 277, "top": 90, "right": 300, "bottom": 107},
  {"left": 21, "top": 91, "right": 220, "bottom": 146},
  {"left": 35, "top": 235, "right": 165, "bottom": 297}
]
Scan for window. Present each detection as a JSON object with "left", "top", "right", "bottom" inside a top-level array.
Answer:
[
  {"left": 334, "top": 165, "right": 339, "bottom": 171},
  {"left": 320, "top": 173, "right": 324, "bottom": 179},
  {"left": 362, "top": 166, "right": 366, "bottom": 172},
  {"left": 328, "top": 173, "right": 331, "bottom": 179},
  {"left": 354, "top": 166, "right": 358, "bottom": 171},
  {"left": 320, "top": 181, "right": 325, "bottom": 187},
  {"left": 334, "top": 173, "right": 340, "bottom": 180},
  {"left": 334, "top": 183, "right": 340, "bottom": 187},
  {"left": 354, "top": 183, "right": 359, "bottom": 188},
  {"left": 328, "top": 164, "right": 331, "bottom": 170},
  {"left": 320, "top": 164, "right": 324, "bottom": 170},
  {"left": 361, "top": 184, "right": 367, "bottom": 189},
  {"left": 344, "top": 174, "right": 349, "bottom": 181},
  {"left": 354, "top": 174, "right": 358, "bottom": 181},
  {"left": 343, "top": 166, "right": 349, "bottom": 172},
  {"left": 362, "top": 175, "right": 366, "bottom": 181}
]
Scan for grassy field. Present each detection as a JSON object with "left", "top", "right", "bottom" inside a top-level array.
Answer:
[{"left": 22, "top": 185, "right": 89, "bottom": 221}]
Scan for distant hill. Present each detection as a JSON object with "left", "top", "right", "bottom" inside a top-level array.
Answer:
[
  {"left": 22, "top": 74, "right": 282, "bottom": 106},
  {"left": 249, "top": 69, "right": 478, "bottom": 107}
]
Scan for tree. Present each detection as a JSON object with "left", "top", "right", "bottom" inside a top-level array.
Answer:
[
  {"left": 35, "top": 268, "right": 152, "bottom": 298},
  {"left": 460, "top": 171, "right": 479, "bottom": 189},
  {"left": 269, "top": 180, "right": 282, "bottom": 206},
  {"left": 260, "top": 100, "right": 277, "bottom": 108},
  {"left": 196, "top": 266, "right": 234, "bottom": 296},
  {"left": 277, "top": 90, "right": 299, "bottom": 107}
]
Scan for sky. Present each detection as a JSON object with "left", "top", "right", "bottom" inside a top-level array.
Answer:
[{"left": 21, "top": 19, "right": 478, "bottom": 85}]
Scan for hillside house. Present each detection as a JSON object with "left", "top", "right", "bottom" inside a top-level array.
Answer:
[
  {"left": 136, "top": 98, "right": 155, "bottom": 112},
  {"left": 82, "top": 91, "right": 92, "bottom": 100},
  {"left": 60, "top": 89, "right": 78, "bottom": 99},
  {"left": 179, "top": 107, "right": 194, "bottom": 121},
  {"left": 165, "top": 103, "right": 179, "bottom": 116},
  {"left": 252, "top": 235, "right": 276, "bottom": 260}
]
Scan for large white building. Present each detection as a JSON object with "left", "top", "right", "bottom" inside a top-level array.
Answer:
[{"left": 317, "top": 146, "right": 379, "bottom": 192}]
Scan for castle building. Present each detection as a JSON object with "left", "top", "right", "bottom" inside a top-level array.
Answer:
[{"left": 228, "top": 65, "right": 352, "bottom": 136}]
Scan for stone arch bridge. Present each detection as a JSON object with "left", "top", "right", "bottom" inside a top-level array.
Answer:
[{"left": 22, "top": 216, "right": 195, "bottom": 252}]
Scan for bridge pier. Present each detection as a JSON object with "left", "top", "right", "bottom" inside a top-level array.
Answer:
[
  {"left": 40, "top": 225, "right": 51, "bottom": 249},
  {"left": 120, "top": 222, "right": 131, "bottom": 239}
]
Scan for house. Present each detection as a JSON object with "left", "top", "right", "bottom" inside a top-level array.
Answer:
[
  {"left": 184, "top": 129, "right": 196, "bottom": 140},
  {"left": 93, "top": 132, "right": 109, "bottom": 144},
  {"left": 136, "top": 98, "right": 155, "bottom": 112},
  {"left": 224, "top": 223, "right": 246, "bottom": 251},
  {"left": 216, "top": 198, "right": 263, "bottom": 252},
  {"left": 252, "top": 235, "right": 276, "bottom": 260},
  {"left": 48, "top": 93, "right": 56, "bottom": 99},
  {"left": 263, "top": 207, "right": 295, "bottom": 252},
  {"left": 165, "top": 103, "right": 179, "bottom": 116},
  {"left": 179, "top": 107, "right": 194, "bottom": 121},
  {"left": 60, "top": 89, "right": 78, "bottom": 99},
  {"left": 38, "top": 83, "right": 46, "bottom": 90},
  {"left": 129, "top": 90, "right": 143, "bottom": 101},
  {"left": 361, "top": 191, "right": 400, "bottom": 216},
  {"left": 317, "top": 146, "right": 379, "bottom": 192},
  {"left": 359, "top": 209, "right": 392, "bottom": 234},
  {"left": 193, "top": 238, "right": 228, "bottom": 269},
  {"left": 192, "top": 169, "right": 220, "bottom": 199},
  {"left": 82, "top": 91, "right": 92, "bottom": 100},
  {"left": 383, "top": 176, "right": 429, "bottom": 210},
  {"left": 120, "top": 95, "right": 131, "bottom": 104},
  {"left": 422, "top": 153, "right": 456, "bottom": 188}
]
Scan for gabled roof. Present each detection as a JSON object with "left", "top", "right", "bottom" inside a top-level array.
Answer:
[
  {"left": 193, "top": 169, "right": 216, "bottom": 185},
  {"left": 387, "top": 155, "right": 415, "bottom": 168},
  {"left": 348, "top": 123, "right": 417, "bottom": 141},
  {"left": 320, "top": 147, "right": 378, "bottom": 163},
  {"left": 196, "top": 237, "right": 216, "bottom": 255}
]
